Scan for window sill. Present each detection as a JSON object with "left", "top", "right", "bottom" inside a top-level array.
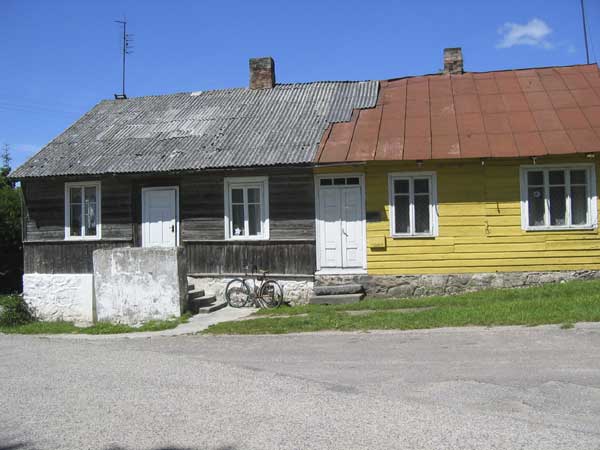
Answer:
[
  {"left": 389, "top": 234, "right": 437, "bottom": 239},
  {"left": 523, "top": 225, "right": 597, "bottom": 232},
  {"left": 64, "top": 237, "right": 102, "bottom": 242},
  {"left": 226, "top": 237, "right": 270, "bottom": 242}
]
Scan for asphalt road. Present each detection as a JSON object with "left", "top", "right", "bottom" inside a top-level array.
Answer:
[{"left": 2, "top": 324, "right": 600, "bottom": 450}]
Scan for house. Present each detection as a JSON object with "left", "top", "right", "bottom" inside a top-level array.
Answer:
[
  {"left": 9, "top": 49, "right": 600, "bottom": 324},
  {"left": 313, "top": 48, "right": 600, "bottom": 297}
]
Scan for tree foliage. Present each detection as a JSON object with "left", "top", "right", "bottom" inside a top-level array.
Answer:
[
  {"left": 0, "top": 144, "right": 21, "bottom": 245},
  {"left": 0, "top": 144, "right": 23, "bottom": 293}
]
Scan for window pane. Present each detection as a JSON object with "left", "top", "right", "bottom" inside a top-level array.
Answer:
[
  {"left": 549, "top": 170, "right": 565, "bottom": 185},
  {"left": 83, "top": 187, "right": 97, "bottom": 237},
  {"left": 527, "top": 171, "right": 544, "bottom": 186},
  {"left": 549, "top": 186, "right": 566, "bottom": 226},
  {"left": 571, "top": 185, "right": 588, "bottom": 225},
  {"left": 414, "top": 195, "right": 430, "bottom": 233},
  {"left": 70, "top": 187, "right": 82, "bottom": 204},
  {"left": 231, "top": 188, "right": 243, "bottom": 204},
  {"left": 333, "top": 178, "right": 345, "bottom": 185},
  {"left": 394, "top": 179, "right": 409, "bottom": 194},
  {"left": 414, "top": 178, "right": 429, "bottom": 194},
  {"left": 346, "top": 177, "right": 359, "bottom": 185},
  {"left": 231, "top": 204, "right": 245, "bottom": 236},
  {"left": 70, "top": 204, "right": 82, "bottom": 236},
  {"left": 320, "top": 178, "right": 332, "bottom": 186},
  {"left": 528, "top": 187, "right": 545, "bottom": 226},
  {"left": 247, "top": 187, "right": 260, "bottom": 204},
  {"left": 571, "top": 170, "right": 587, "bottom": 185},
  {"left": 248, "top": 204, "right": 261, "bottom": 236},
  {"left": 394, "top": 195, "right": 410, "bottom": 234}
]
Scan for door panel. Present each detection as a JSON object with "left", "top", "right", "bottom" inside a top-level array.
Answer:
[
  {"left": 342, "top": 187, "right": 363, "bottom": 268},
  {"left": 319, "top": 188, "right": 342, "bottom": 268},
  {"left": 143, "top": 189, "right": 177, "bottom": 247}
]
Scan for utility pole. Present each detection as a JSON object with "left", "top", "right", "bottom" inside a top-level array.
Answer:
[
  {"left": 581, "top": 0, "right": 590, "bottom": 64},
  {"left": 114, "top": 18, "right": 133, "bottom": 99}
]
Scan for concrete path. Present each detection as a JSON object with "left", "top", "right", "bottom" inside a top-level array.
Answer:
[
  {"left": 32, "top": 306, "right": 257, "bottom": 340},
  {"left": 1, "top": 323, "right": 600, "bottom": 450}
]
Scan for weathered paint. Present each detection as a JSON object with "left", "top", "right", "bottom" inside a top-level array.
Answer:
[
  {"left": 316, "top": 154, "right": 600, "bottom": 275},
  {"left": 93, "top": 247, "right": 187, "bottom": 325},
  {"left": 22, "top": 274, "right": 94, "bottom": 325}
]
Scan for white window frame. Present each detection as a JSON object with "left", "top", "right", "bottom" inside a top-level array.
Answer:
[
  {"left": 520, "top": 164, "right": 597, "bottom": 231},
  {"left": 64, "top": 181, "right": 102, "bottom": 240},
  {"left": 388, "top": 172, "right": 438, "bottom": 238},
  {"left": 224, "top": 176, "right": 269, "bottom": 240}
]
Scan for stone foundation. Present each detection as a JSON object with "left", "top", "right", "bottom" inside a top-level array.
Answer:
[
  {"left": 23, "top": 274, "right": 94, "bottom": 325},
  {"left": 188, "top": 275, "right": 314, "bottom": 306},
  {"left": 316, "top": 270, "right": 600, "bottom": 298},
  {"left": 93, "top": 247, "right": 187, "bottom": 325}
]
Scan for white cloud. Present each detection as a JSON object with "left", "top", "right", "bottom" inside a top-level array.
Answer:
[{"left": 496, "top": 18, "right": 553, "bottom": 49}]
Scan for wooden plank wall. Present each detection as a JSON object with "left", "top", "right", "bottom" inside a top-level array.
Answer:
[
  {"left": 353, "top": 156, "right": 600, "bottom": 275},
  {"left": 24, "top": 241, "right": 132, "bottom": 273},
  {"left": 22, "top": 178, "right": 133, "bottom": 241},
  {"left": 185, "top": 241, "right": 316, "bottom": 275},
  {"left": 21, "top": 168, "right": 316, "bottom": 275}
]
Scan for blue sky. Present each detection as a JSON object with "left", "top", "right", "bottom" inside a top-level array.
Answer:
[{"left": 2, "top": 0, "right": 599, "bottom": 169}]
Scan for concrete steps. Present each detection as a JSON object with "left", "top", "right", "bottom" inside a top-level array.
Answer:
[
  {"left": 187, "top": 285, "right": 227, "bottom": 314},
  {"left": 310, "top": 283, "right": 366, "bottom": 305},
  {"left": 313, "top": 284, "right": 364, "bottom": 296},
  {"left": 309, "top": 293, "right": 365, "bottom": 305}
]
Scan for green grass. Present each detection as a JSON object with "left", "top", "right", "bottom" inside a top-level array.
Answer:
[
  {"left": 205, "top": 280, "right": 600, "bottom": 334},
  {"left": 0, "top": 306, "right": 191, "bottom": 335}
]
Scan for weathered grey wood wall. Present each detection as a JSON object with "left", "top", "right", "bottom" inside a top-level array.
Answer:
[{"left": 21, "top": 168, "right": 316, "bottom": 275}]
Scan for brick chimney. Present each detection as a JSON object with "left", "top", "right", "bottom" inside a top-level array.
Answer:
[
  {"left": 249, "top": 57, "right": 275, "bottom": 89},
  {"left": 443, "top": 48, "right": 463, "bottom": 74}
]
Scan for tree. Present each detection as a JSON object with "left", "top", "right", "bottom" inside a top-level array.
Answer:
[{"left": 0, "top": 144, "right": 23, "bottom": 292}]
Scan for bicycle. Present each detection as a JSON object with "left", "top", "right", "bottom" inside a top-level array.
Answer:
[{"left": 225, "top": 265, "right": 283, "bottom": 309}]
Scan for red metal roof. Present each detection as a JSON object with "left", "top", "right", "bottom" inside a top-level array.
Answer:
[{"left": 315, "top": 64, "right": 600, "bottom": 163}]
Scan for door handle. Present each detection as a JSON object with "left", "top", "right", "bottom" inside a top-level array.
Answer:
[{"left": 171, "top": 225, "right": 175, "bottom": 233}]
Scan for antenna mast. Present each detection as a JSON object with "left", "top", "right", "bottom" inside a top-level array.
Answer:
[
  {"left": 114, "top": 18, "right": 133, "bottom": 99},
  {"left": 581, "top": 0, "right": 590, "bottom": 64}
]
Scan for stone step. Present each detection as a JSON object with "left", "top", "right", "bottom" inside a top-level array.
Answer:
[
  {"left": 188, "top": 294, "right": 216, "bottom": 314},
  {"left": 313, "top": 284, "right": 364, "bottom": 296},
  {"left": 187, "top": 289, "right": 206, "bottom": 300},
  {"left": 309, "top": 293, "right": 364, "bottom": 305},
  {"left": 197, "top": 300, "right": 228, "bottom": 314}
]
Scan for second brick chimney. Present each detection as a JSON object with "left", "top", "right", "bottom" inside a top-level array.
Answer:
[
  {"left": 443, "top": 48, "right": 463, "bottom": 74},
  {"left": 249, "top": 57, "right": 275, "bottom": 89}
]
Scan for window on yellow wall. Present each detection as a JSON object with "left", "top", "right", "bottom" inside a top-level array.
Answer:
[
  {"left": 520, "top": 165, "right": 597, "bottom": 231},
  {"left": 388, "top": 172, "right": 438, "bottom": 237}
]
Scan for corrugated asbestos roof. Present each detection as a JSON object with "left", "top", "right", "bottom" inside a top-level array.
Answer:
[
  {"left": 11, "top": 81, "right": 378, "bottom": 178},
  {"left": 316, "top": 64, "right": 600, "bottom": 163}
]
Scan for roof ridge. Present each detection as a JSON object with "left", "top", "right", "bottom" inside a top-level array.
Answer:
[
  {"left": 99, "top": 80, "right": 376, "bottom": 104},
  {"left": 382, "top": 63, "right": 599, "bottom": 83}
]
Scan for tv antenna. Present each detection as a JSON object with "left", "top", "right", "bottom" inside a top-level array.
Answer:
[
  {"left": 580, "top": 0, "right": 590, "bottom": 64},
  {"left": 114, "top": 17, "right": 133, "bottom": 99}
]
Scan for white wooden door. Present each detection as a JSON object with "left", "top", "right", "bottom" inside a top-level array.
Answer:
[
  {"left": 142, "top": 188, "right": 178, "bottom": 247},
  {"left": 317, "top": 176, "right": 365, "bottom": 271}
]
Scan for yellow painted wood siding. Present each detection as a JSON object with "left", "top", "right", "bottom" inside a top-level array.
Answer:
[{"left": 316, "top": 155, "right": 600, "bottom": 274}]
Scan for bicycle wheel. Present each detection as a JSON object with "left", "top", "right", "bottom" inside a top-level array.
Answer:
[
  {"left": 259, "top": 280, "right": 283, "bottom": 308},
  {"left": 226, "top": 278, "right": 250, "bottom": 308}
]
